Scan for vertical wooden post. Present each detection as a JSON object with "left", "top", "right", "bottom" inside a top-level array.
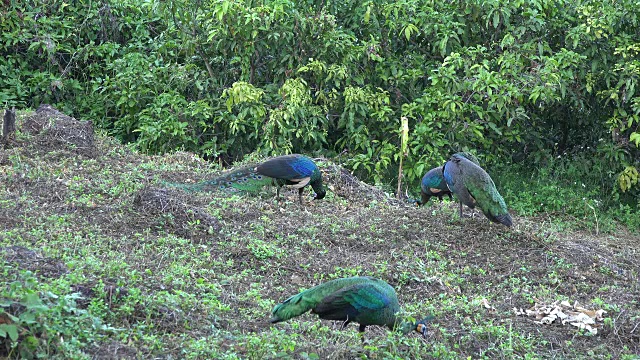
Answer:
[{"left": 396, "top": 116, "right": 409, "bottom": 199}]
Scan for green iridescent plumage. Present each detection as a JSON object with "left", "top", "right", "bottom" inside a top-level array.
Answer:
[
  {"left": 271, "top": 276, "right": 432, "bottom": 337},
  {"left": 443, "top": 153, "right": 512, "bottom": 226}
]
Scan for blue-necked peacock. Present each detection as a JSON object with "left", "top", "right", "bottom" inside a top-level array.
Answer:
[
  {"left": 166, "top": 154, "right": 326, "bottom": 204},
  {"left": 271, "top": 276, "right": 431, "bottom": 337},
  {"left": 442, "top": 153, "right": 512, "bottom": 226},
  {"left": 417, "top": 167, "right": 453, "bottom": 205},
  {"left": 417, "top": 152, "right": 479, "bottom": 205}
]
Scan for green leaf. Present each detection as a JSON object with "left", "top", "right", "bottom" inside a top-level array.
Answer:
[
  {"left": 0, "top": 324, "right": 19, "bottom": 342},
  {"left": 487, "top": 122, "right": 503, "bottom": 135},
  {"left": 630, "top": 132, "right": 640, "bottom": 147},
  {"left": 24, "top": 292, "right": 42, "bottom": 307}
]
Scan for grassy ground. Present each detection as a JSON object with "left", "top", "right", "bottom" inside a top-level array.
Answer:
[{"left": 1, "top": 107, "right": 639, "bottom": 359}]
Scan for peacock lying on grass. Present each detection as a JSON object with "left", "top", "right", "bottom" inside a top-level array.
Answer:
[
  {"left": 271, "top": 276, "right": 432, "bottom": 338},
  {"left": 443, "top": 153, "right": 512, "bottom": 227},
  {"left": 166, "top": 154, "right": 326, "bottom": 204},
  {"left": 417, "top": 152, "right": 480, "bottom": 205}
]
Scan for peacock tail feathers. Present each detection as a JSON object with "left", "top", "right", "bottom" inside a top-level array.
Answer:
[
  {"left": 200, "top": 165, "right": 274, "bottom": 192},
  {"left": 163, "top": 165, "right": 273, "bottom": 193},
  {"left": 270, "top": 276, "right": 377, "bottom": 323},
  {"left": 467, "top": 179, "right": 512, "bottom": 227}
]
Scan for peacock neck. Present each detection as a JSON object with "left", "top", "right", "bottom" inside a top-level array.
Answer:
[
  {"left": 396, "top": 320, "right": 417, "bottom": 334},
  {"left": 386, "top": 314, "right": 416, "bottom": 334},
  {"left": 311, "top": 181, "right": 326, "bottom": 199},
  {"left": 310, "top": 172, "right": 325, "bottom": 197}
]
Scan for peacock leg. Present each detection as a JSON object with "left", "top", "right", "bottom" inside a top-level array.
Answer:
[
  {"left": 276, "top": 186, "right": 281, "bottom": 202},
  {"left": 358, "top": 324, "right": 366, "bottom": 343},
  {"left": 459, "top": 201, "right": 463, "bottom": 219},
  {"left": 298, "top": 188, "right": 304, "bottom": 204}
]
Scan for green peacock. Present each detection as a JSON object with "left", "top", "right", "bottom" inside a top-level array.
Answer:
[
  {"left": 442, "top": 153, "right": 512, "bottom": 226},
  {"left": 417, "top": 152, "right": 479, "bottom": 205},
  {"left": 166, "top": 154, "right": 326, "bottom": 204},
  {"left": 271, "top": 276, "right": 432, "bottom": 338}
]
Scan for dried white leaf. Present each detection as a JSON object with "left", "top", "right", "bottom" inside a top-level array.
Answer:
[
  {"left": 540, "top": 315, "right": 557, "bottom": 324},
  {"left": 517, "top": 299, "right": 606, "bottom": 334},
  {"left": 513, "top": 308, "right": 526, "bottom": 316},
  {"left": 481, "top": 298, "right": 495, "bottom": 311}
]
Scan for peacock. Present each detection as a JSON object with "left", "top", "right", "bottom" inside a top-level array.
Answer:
[
  {"left": 416, "top": 152, "right": 480, "bottom": 205},
  {"left": 442, "top": 153, "right": 512, "bottom": 226},
  {"left": 270, "top": 276, "right": 432, "bottom": 338},
  {"left": 166, "top": 154, "right": 326, "bottom": 204}
]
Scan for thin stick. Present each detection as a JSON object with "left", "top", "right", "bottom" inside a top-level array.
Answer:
[{"left": 396, "top": 117, "right": 409, "bottom": 199}]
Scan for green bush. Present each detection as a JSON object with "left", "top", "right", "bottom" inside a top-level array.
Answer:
[{"left": 0, "top": 272, "right": 113, "bottom": 359}]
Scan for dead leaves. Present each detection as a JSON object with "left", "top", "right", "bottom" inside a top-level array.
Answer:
[
  {"left": 481, "top": 298, "right": 496, "bottom": 312},
  {"left": 514, "top": 300, "right": 607, "bottom": 334}
]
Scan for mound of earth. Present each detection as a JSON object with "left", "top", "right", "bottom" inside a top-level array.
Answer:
[
  {"left": 133, "top": 186, "right": 221, "bottom": 239},
  {"left": 320, "top": 161, "right": 407, "bottom": 206},
  {"left": 22, "top": 104, "right": 95, "bottom": 157},
  {"left": 0, "top": 246, "right": 68, "bottom": 279}
]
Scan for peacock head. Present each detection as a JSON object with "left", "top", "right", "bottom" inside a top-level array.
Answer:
[
  {"left": 313, "top": 189, "right": 326, "bottom": 200},
  {"left": 412, "top": 315, "right": 434, "bottom": 338},
  {"left": 415, "top": 322, "right": 428, "bottom": 338},
  {"left": 397, "top": 315, "right": 433, "bottom": 337},
  {"left": 415, "top": 315, "right": 435, "bottom": 338}
]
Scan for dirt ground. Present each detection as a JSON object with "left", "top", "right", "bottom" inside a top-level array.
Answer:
[{"left": 0, "top": 106, "right": 638, "bottom": 359}]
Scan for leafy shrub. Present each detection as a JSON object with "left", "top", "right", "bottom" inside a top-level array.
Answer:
[{"left": 0, "top": 272, "right": 113, "bottom": 359}]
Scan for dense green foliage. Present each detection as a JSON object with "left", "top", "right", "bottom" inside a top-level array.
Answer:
[{"left": 2, "top": 0, "right": 639, "bottom": 213}]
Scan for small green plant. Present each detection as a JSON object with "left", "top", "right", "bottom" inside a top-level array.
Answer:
[
  {"left": 246, "top": 239, "right": 281, "bottom": 260},
  {"left": 0, "top": 272, "right": 115, "bottom": 358}
]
